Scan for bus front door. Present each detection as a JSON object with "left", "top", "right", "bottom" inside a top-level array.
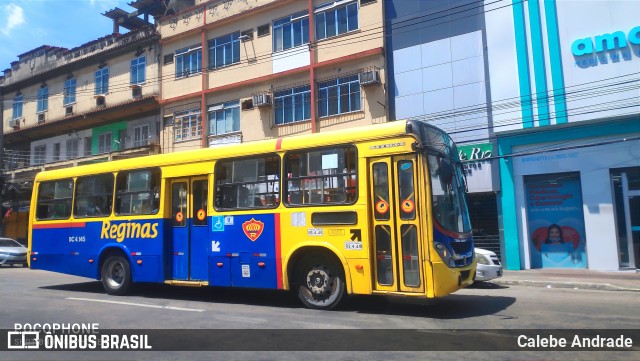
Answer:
[
  {"left": 170, "top": 177, "right": 209, "bottom": 281},
  {"left": 369, "top": 156, "right": 425, "bottom": 294}
]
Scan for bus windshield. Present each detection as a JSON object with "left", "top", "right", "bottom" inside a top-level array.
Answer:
[
  {"left": 411, "top": 121, "right": 472, "bottom": 235},
  {"left": 427, "top": 154, "right": 471, "bottom": 234}
]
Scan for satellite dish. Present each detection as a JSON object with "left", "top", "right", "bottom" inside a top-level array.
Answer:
[{"left": 164, "top": 0, "right": 194, "bottom": 16}]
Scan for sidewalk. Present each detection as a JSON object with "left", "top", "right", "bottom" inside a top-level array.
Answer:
[{"left": 492, "top": 268, "right": 640, "bottom": 292}]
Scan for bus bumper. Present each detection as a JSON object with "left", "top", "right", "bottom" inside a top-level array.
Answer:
[{"left": 431, "top": 262, "right": 475, "bottom": 297}]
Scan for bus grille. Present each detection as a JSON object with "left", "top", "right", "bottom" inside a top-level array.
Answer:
[{"left": 450, "top": 240, "right": 472, "bottom": 255}]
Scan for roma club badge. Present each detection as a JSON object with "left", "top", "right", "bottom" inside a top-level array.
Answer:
[{"left": 242, "top": 218, "right": 265, "bottom": 241}]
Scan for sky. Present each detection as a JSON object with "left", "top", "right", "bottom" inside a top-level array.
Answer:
[{"left": 0, "top": 0, "right": 135, "bottom": 71}]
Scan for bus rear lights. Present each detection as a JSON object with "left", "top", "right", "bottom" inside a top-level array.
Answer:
[
  {"left": 136, "top": 260, "right": 143, "bottom": 265},
  {"left": 258, "top": 262, "right": 265, "bottom": 267}
]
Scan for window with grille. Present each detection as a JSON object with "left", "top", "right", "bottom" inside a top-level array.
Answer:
[
  {"left": 98, "top": 132, "right": 112, "bottom": 154},
  {"left": 133, "top": 124, "right": 150, "bottom": 147},
  {"left": 53, "top": 143, "right": 61, "bottom": 162},
  {"left": 66, "top": 139, "right": 79, "bottom": 159},
  {"left": 84, "top": 137, "right": 92, "bottom": 156},
  {"left": 174, "top": 109, "right": 202, "bottom": 142},
  {"left": 33, "top": 145, "right": 46, "bottom": 165}
]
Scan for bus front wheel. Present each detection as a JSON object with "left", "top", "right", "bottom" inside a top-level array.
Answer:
[
  {"left": 297, "top": 258, "right": 345, "bottom": 310},
  {"left": 101, "top": 256, "right": 132, "bottom": 295}
]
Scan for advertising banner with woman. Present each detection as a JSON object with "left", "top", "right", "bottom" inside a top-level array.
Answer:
[{"left": 525, "top": 173, "right": 587, "bottom": 268}]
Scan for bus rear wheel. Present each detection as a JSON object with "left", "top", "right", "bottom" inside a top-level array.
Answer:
[
  {"left": 101, "top": 255, "right": 132, "bottom": 295},
  {"left": 297, "top": 259, "right": 345, "bottom": 310}
]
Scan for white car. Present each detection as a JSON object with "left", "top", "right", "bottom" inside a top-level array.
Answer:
[
  {"left": 474, "top": 247, "right": 503, "bottom": 282},
  {"left": 0, "top": 238, "right": 27, "bottom": 267}
]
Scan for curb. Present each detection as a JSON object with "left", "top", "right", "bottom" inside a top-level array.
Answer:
[{"left": 493, "top": 279, "right": 640, "bottom": 292}]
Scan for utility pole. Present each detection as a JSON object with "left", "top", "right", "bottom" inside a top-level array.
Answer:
[{"left": 0, "top": 87, "right": 4, "bottom": 237}]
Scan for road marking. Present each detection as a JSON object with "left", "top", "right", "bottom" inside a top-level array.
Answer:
[{"left": 66, "top": 297, "right": 204, "bottom": 312}]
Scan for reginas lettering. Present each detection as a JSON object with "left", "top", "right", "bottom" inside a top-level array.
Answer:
[{"left": 100, "top": 221, "right": 159, "bottom": 243}]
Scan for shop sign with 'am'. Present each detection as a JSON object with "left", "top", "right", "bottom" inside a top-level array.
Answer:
[{"left": 571, "top": 25, "right": 640, "bottom": 56}]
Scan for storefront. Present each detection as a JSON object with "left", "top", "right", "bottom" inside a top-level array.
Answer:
[
  {"left": 485, "top": 0, "right": 640, "bottom": 270},
  {"left": 384, "top": 0, "right": 639, "bottom": 270},
  {"left": 498, "top": 119, "right": 640, "bottom": 270}
]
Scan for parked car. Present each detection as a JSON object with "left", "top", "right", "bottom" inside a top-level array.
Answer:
[
  {"left": 474, "top": 247, "right": 502, "bottom": 282},
  {"left": 0, "top": 238, "right": 27, "bottom": 267}
]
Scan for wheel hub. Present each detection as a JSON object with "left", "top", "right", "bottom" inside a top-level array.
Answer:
[{"left": 307, "top": 269, "right": 331, "bottom": 295}]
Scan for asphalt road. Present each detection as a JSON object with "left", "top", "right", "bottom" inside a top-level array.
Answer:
[{"left": 1, "top": 266, "right": 638, "bottom": 361}]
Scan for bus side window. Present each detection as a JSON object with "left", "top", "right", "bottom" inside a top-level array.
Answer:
[
  {"left": 74, "top": 174, "right": 114, "bottom": 218},
  {"left": 36, "top": 179, "right": 73, "bottom": 220},
  {"left": 115, "top": 168, "right": 160, "bottom": 215},
  {"left": 214, "top": 154, "right": 280, "bottom": 211}
]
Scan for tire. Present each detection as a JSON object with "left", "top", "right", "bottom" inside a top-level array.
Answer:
[
  {"left": 101, "top": 255, "right": 132, "bottom": 295},
  {"left": 296, "top": 258, "right": 345, "bottom": 310}
]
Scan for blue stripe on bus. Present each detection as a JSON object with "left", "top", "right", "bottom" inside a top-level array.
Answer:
[{"left": 31, "top": 215, "right": 279, "bottom": 289}]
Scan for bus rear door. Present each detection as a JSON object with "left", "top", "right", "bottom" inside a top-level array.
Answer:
[
  {"left": 369, "top": 156, "right": 425, "bottom": 294},
  {"left": 170, "top": 177, "right": 209, "bottom": 281}
]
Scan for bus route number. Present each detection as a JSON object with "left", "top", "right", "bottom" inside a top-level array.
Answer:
[{"left": 344, "top": 241, "right": 362, "bottom": 250}]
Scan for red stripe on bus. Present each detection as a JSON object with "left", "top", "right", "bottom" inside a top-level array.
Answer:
[
  {"left": 433, "top": 221, "right": 472, "bottom": 239},
  {"left": 32, "top": 223, "right": 86, "bottom": 229},
  {"left": 275, "top": 213, "right": 283, "bottom": 289},
  {"left": 275, "top": 138, "right": 283, "bottom": 150}
]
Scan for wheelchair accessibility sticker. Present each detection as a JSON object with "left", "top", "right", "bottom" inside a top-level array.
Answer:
[{"left": 211, "top": 216, "right": 225, "bottom": 232}]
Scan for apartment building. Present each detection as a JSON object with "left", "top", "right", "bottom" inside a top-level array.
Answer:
[
  {"left": 157, "top": 0, "right": 386, "bottom": 151},
  {"left": 0, "top": 6, "right": 163, "bottom": 240},
  {"left": 0, "top": 0, "right": 386, "bottom": 240}
]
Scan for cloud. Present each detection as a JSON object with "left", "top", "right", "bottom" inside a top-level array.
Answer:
[{"left": 2, "top": 4, "right": 25, "bottom": 36}]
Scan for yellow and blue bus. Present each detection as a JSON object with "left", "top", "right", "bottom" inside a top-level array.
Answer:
[{"left": 28, "top": 119, "right": 474, "bottom": 310}]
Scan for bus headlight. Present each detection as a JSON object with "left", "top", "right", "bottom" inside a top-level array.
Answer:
[{"left": 434, "top": 242, "right": 453, "bottom": 265}]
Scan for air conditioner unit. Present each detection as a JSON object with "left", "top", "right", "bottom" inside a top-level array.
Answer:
[
  {"left": 8, "top": 119, "right": 20, "bottom": 128},
  {"left": 359, "top": 69, "right": 381, "bottom": 86},
  {"left": 65, "top": 106, "right": 74, "bottom": 116},
  {"left": 95, "top": 95, "right": 106, "bottom": 107},
  {"left": 252, "top": 94, "right": 272, "bottom": 107},
  {"left": 37, "top": 113, "right": 45, "bottom": 123},
  {"left": 131, "top": 85, "right": 142, "bottom": 98}
]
